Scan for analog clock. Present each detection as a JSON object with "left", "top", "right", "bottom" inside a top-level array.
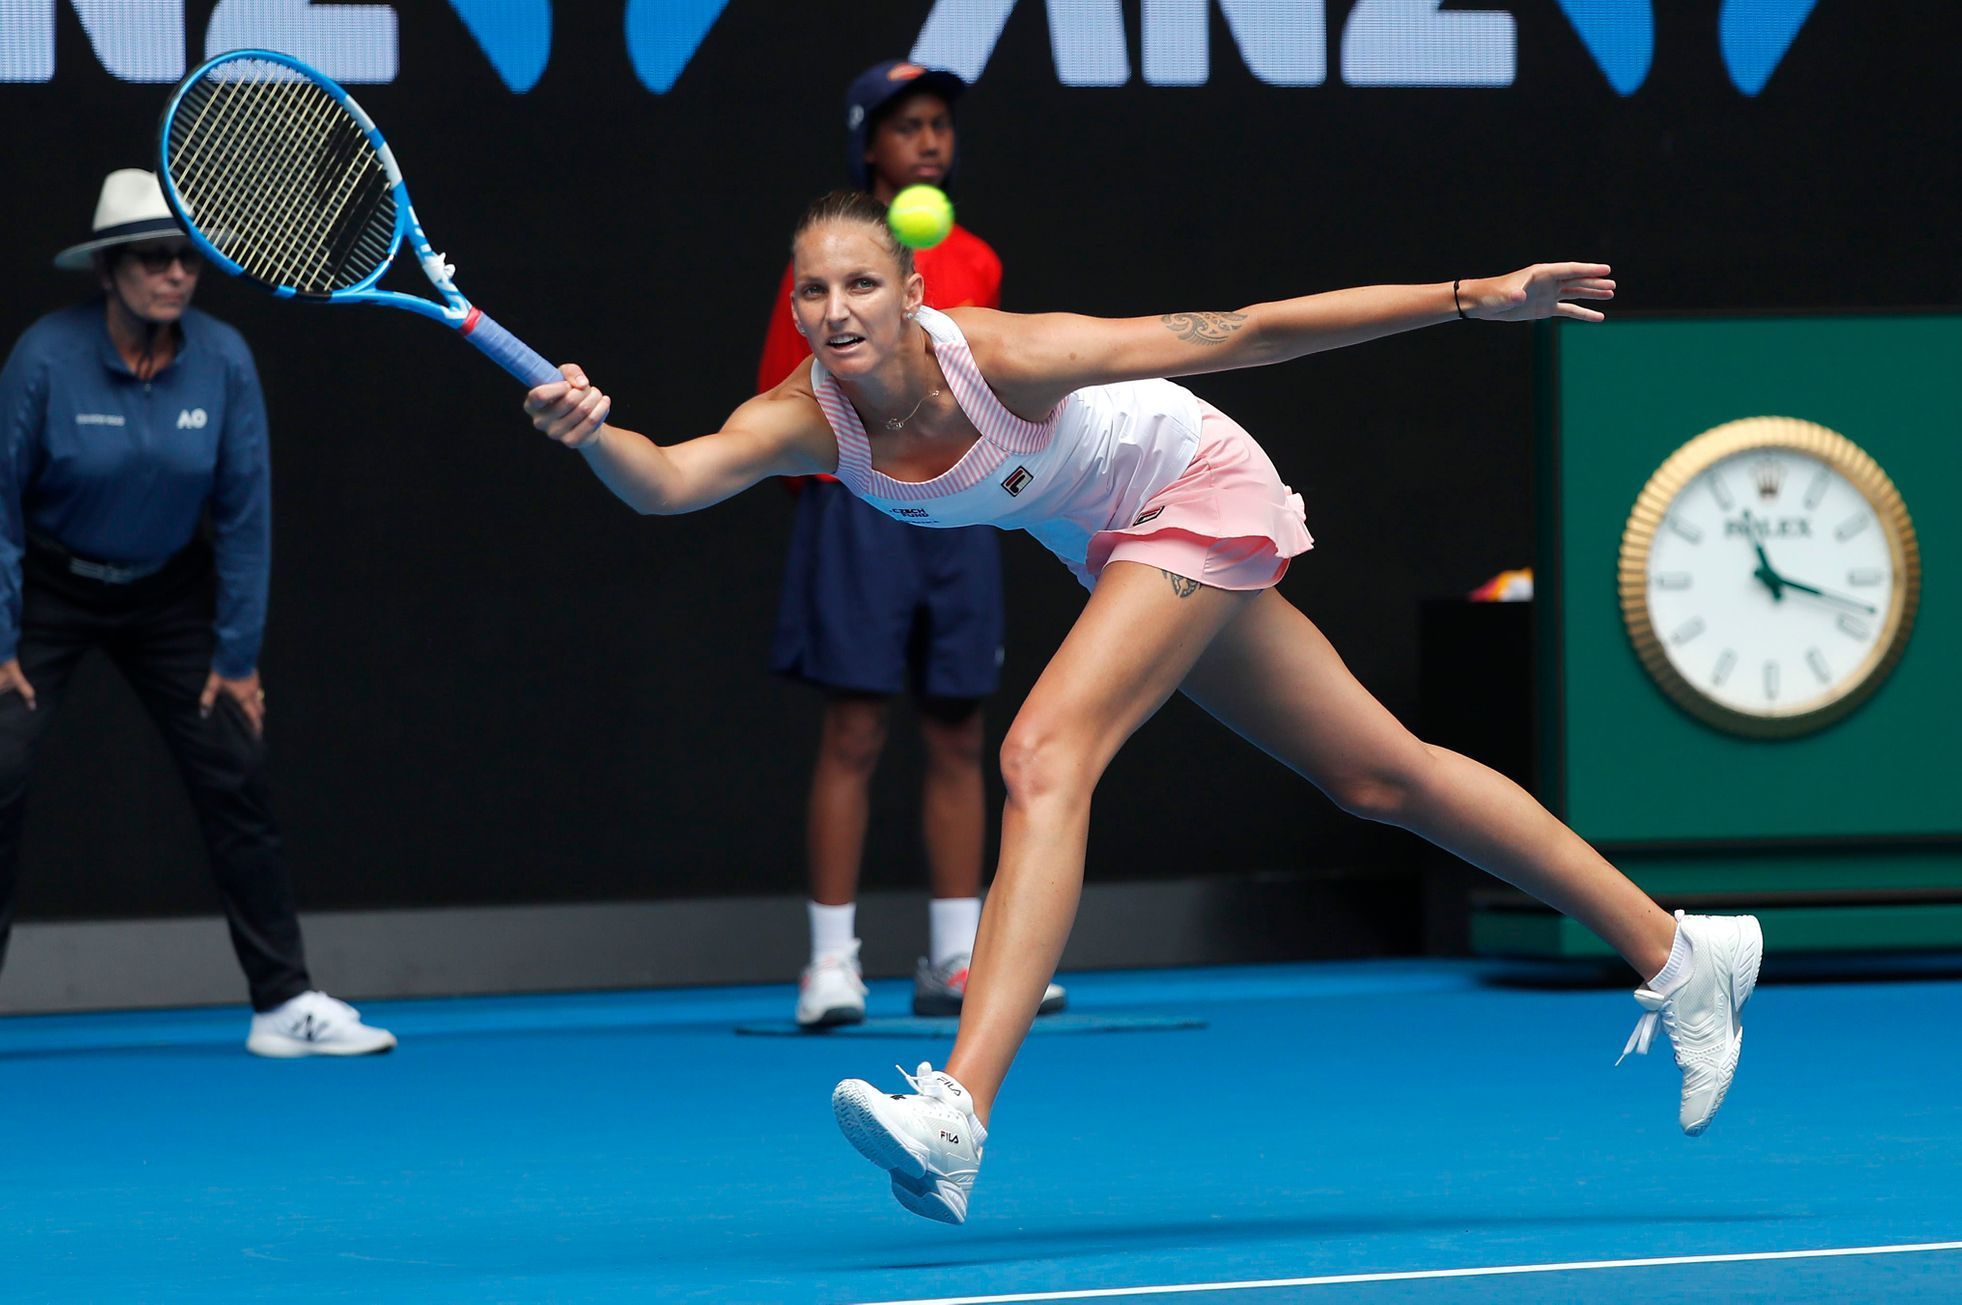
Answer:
[{"left": 1619, "top": 417, "right": 1920, "bottom": 737}]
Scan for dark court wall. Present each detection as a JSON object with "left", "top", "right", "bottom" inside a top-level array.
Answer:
[{"left": 3, "top": 2, "right": 1956, "bottom": 918}]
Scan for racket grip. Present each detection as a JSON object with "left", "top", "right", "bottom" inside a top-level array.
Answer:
[{"left": 460, "top": 308, "right": 562, "bottom": 387}]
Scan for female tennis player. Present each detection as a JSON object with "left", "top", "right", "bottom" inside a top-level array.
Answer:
[{"left": 524, "top": 191, "right": 1762, "bottom": 1225}]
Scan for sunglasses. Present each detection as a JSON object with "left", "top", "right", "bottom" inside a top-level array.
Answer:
[{"left": 126, "top": 245, "right": 203, "bottom": 273}]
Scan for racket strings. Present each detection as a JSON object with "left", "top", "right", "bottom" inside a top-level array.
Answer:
[
  {"left": 169, "top": 72, "right": 315, "bottom": 270},
  {"left": 166, "top": 59, "right": 396, "bottom": 294},
  {"left": 192, "top": 82, "right": 332, "bottom": 281},
  {"left": 170, "top": 75, "right": 374, "bottom": 290},
  {"left": 251, "top": 88, "right": 370, "bottom": 285},
  {"left": 236, "top": 82, "right": 390, "bottom": 290},
  {"left": 215, "top": 77, "right": 389, "bottom": 290}
]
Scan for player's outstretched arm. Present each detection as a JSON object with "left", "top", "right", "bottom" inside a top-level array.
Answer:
[
  {"left": 969, "top": 264, "right": 1613, "bottom": 409},
  {"left": 525, "top": 365, "right": 833, "bottom": 515}
]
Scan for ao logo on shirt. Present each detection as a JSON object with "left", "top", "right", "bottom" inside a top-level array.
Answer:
[{"left": 176, "top": 408, "right": 208, "bottom": 430}]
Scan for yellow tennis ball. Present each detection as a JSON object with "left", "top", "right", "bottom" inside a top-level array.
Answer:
[{"left": 887, "top": 184, "right": 954, "bottom": 250}]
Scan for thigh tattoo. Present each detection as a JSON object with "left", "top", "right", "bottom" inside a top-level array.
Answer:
[{"left": 1161, "top": 569, "right": 1201, "bottom": 598}]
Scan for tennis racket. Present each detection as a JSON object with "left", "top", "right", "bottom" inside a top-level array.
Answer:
[{"left": 156, "top": 48, "right": 559, "bottom": 387}]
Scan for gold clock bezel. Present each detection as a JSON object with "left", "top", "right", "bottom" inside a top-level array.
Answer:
[{"left": 1618, "top": 416, "right": 1921, "bottom": 739}]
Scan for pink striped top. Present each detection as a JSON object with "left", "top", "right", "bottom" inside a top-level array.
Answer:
[
  {"left": 812, "top": 308, "right": 1064, "bottom": 503},
  {"left": 809, "top": 307, "right": 1205, "bottom": 567}
]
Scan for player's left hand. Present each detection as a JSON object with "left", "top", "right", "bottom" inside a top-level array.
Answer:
[
  {"left": 525, "top": 364, "right": 611, "bottom": 449},
  {"left": 201, "top": 669, "right": 265, "bottom": 737},
  {"left": 1462, "top": 263, "right": 1615, "bottom": 323}
]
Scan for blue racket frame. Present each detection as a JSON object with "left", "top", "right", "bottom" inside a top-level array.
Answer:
[{"left": 158, "top": 48, "right": 560, "bottom": 387}]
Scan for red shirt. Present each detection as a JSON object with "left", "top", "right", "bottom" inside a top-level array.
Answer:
[{"left": 755, "top": 222, "right": 1003, "bottom": 394}]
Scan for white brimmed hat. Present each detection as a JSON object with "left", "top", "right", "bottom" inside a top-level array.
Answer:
[{"left": 53, "top": 169, "right": 186, "bottom": 270}]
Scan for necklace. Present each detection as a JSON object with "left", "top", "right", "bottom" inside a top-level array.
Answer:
[{"left": 883, "top": 387, "right": 941, "bottom": 431}]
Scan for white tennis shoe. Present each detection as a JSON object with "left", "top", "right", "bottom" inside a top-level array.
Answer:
[
  {"left": 796, "top": 941, "right": 868, "bottom": 1029},
  {"left": 246, "top": 990, "right": 396, "bottom": 1058},
  {"left": 834, "top": 1062, "right": 987, "bottom": 1224},
  {"left": 1617, "top": 911, "right": 1763, "bottom": 1135}
]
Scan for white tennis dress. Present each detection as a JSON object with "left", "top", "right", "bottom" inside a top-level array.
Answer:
[{"left": 811, "top": 306, "right": 1311, "bottom": 589}]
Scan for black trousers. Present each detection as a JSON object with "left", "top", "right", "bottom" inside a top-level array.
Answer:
[{"left": 0, "top": 539, "right": 311, "bottom": 1011}]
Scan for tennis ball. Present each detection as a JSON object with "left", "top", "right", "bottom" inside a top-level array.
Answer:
[{"left": 887, "top": 184, "right": 954, "bottom": 250}]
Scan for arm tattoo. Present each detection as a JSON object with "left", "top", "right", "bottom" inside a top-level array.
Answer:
[
  {"left": 1161, "top": 569, "right": 1201, "bottom": 597},
  {"left": 1160, "top": 311, "right": 1246, "bottom": 346}
]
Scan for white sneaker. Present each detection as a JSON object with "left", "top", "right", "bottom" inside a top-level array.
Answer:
[
  {"left": 246, "top": 990, "right": 397, "bottom": 1058},
  {"left": 1617, "top": 911, "right": 1763, "bottom": 1135},
  {"left": 796, "top": 940, "right": 868, "bottom": 1029},
  {"left": 912, "top": 952, "right": 1067, "bottom": 1018},
  {"left": 833, "top": 1062, "right": 987, "bottom": 1224}
]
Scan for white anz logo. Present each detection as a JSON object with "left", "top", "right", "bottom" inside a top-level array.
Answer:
[
  {"left": 2, "top": 0, "right": 400, "bottom": 84},
  {"left": 177, "top": 408, "right": 209, "bottom": 430},
  {"left": 914, "top": 0, "right": 1514, "bottom": 88}
]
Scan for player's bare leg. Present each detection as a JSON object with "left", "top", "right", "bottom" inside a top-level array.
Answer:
[
  {"left": 1177, "top": 589, "right": 1676, "bottom": 975},
  {"left": 1179, "top": 589, "right": 1758, "bottom": 1135},
  {"left": 941, "top": 563, "right": 1256, "bottom": 1120}
]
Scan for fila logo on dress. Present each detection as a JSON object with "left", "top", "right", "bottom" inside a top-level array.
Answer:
[
  {"left": 1002, "top": 466, "right": 1033, "bottom": 496},
  {"left": 176, "top": 408, "right": 208, "bottom": 429}
]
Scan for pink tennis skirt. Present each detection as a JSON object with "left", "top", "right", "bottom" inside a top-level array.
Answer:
[{"left": 1074, "top": 401, "right": 1313, "bottom": 591}]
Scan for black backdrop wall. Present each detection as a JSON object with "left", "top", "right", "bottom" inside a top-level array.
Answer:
[{"left": 3, "top": 2, "right": 1956, "bottom": 920}]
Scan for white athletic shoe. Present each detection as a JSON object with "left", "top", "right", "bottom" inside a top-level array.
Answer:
[
  {"left": 1617, "top": 910, "right": 1763, "bottom": 1135},
  {"left": 797, "top": 940, "right": 868, "bottom": 1029},
  {"left": 833, "top": 1062, "right": 987, "bottom": 1224},
  {"left": 911, "top": 952, "right": 1067, "bottom": 1018},
  {"left": 246, "top": 990, "right": 397, "bottom": 1058}
]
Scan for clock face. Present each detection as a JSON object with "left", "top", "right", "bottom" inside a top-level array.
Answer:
[{"left": 1620, "top": 418, "right": 1920, "bottom": 737}]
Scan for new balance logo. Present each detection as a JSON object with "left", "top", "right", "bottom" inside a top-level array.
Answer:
[{"left": 1002, "top": 466, "right": 1033, "bottom": 496}]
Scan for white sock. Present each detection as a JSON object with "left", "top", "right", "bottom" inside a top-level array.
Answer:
[
  {"left": 809, "top": 901, "right": 857, "bottom": 961},
  {"left": 1648, "top": 910, "right": 1693, "bottom": 994},
  {"left": 929, "top": 897, "right": 981, "bottom": 968}
]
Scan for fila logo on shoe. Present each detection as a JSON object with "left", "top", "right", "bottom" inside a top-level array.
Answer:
[
  {"left": 176, "top": 408, "right": 208, "bottom": 429},
  {"left": 941, "top": 1130, "right": 961, "bottom": 1144}
]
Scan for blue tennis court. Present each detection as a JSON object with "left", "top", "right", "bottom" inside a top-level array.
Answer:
[{"left": 5, "top": 961, "right": 1959, "bottom": 1302}]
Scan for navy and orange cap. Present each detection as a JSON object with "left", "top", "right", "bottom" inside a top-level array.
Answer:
[{"left": 845, "top": 59, "right": 967, "bottom": 191}]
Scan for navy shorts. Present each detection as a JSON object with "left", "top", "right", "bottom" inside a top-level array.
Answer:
[{"left": 770, "top": 479, "right": 1004, "bottom": 699}]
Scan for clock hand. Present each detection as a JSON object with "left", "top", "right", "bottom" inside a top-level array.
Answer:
[
  {"left": 1740, "top": 510, "right": 1783, "bottom": 601},
  {"left": 1777, "top": 575, "right": 1877, "bottom": 614}
]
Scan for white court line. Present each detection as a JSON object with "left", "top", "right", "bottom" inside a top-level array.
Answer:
[{"left": 850, "top": 1240, "right": 1962, "bottom": 1305}]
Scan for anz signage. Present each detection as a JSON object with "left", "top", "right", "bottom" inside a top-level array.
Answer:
[{"left": 3, "top": 1, "right": 1818, "bottom": 97}]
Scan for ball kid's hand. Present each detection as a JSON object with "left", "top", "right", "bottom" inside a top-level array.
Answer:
[{"left": 525, "top": 363, "right": 611, "bottom": 449}]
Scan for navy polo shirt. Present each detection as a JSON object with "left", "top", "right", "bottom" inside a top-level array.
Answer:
[{"left": 0, "top": 299, "right": 270, "bottom": 676}]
